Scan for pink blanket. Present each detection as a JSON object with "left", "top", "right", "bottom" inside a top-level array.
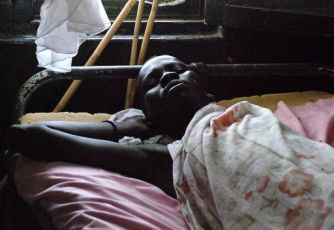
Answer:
[
  {"left": 15, "top": 156, "right": 188, "bottom": 229},
  {"left": 275, "top": 98, "right": 334, "bottom": 147}
]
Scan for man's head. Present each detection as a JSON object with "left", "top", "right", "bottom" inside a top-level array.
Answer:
[{"left": 136, "top": 55, "right": 214, "bottom": 138}]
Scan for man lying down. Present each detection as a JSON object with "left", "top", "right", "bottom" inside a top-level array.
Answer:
[{"left": 7, "top": 55, "right": 334, "bottom": 229}]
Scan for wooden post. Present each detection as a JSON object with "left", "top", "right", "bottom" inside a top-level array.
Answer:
[
  {"left": 127, "top": 0, "right": 160, "bottom": 108},
  {"left": 53, "top": 0, "right": 137, "bottom": 112},
  {"left": 125, "top": 0, "right": 145, "bottom": 109}
]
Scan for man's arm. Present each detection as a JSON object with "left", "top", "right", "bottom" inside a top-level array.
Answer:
[
  {"left": 36, "top": 121, "right": 118, "bottom": 140},
  {"left": 7, "top": 122, "right": 175, "bottom": 196},
  {"left": 9, "top": 123, "right": 169, "bottom": 173},
  {"left": 21, "top": 119, "right": 153, "bottom": 141}
]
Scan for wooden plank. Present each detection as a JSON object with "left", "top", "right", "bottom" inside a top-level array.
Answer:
[
  {"left": 13, "top": 0, "right": 33, "bottom": 22},
  {"left": 0, "top": 0, "right": 13, "bottom": 22},
  {"left": 205, "top": 0, "right": 224, "bottom": 25},
  {"left": 32, "top": 0, "right": 204, "bottom": 20},
  {"left": 224, "top": 5, "right": 334, "bottom": 36},
  {"left": 227, "top": 0, "right": 334, "bottom": 16}
]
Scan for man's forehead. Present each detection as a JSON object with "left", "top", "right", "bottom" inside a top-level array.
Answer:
[
  {"left": 139, "top": 56, "right": 185, "bottom": 78},
  {"left": 149, "top": 60, "right": 184, "bottom": 70},
  {"left": 147, "top": 55, "right": 179, "bottom": 64}
]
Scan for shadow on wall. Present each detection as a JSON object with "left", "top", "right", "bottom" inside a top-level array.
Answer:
[{"left": 223, "top": 27, "right": 334, "bottom": 64}]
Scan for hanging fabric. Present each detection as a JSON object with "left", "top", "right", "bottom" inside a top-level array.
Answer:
[
  {"left": 36, "top": 0, "right": 110, "bottom": 72},
  {"left": 144, "top": 0, "right": 186, "bottom": 6}
]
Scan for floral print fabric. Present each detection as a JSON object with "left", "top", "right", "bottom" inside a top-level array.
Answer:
[{"left": 168, "top": 102, "right": 334, "bottom": 229}]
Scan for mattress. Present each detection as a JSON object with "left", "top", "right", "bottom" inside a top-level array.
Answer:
[{"left": 19, "top": 90, "right": 333, "bottom": 124}]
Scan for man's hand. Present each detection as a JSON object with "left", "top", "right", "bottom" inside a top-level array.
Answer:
[{"left": 115, "top": 117, "right": 153, "bottom": 139}]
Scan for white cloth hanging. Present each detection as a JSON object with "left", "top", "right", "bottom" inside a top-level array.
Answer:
[
  {"left": 144, "top": 0, "right": 186, "bottom": 6},
  {"left": 36, "top": 0, "right": 110, "bottom": 72}
]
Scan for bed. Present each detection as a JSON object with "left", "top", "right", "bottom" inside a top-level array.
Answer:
[{"left": 2, "top": 63, "right": 334, "bottom": 229}]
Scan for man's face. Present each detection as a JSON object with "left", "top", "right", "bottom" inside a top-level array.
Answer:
[{"left": 137, "top": 55, "right": 208, "bottom": 137}]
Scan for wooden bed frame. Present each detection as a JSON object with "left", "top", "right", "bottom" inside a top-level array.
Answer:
[{"left": 13, "top": 63, "right": 334, "bottom": 121}]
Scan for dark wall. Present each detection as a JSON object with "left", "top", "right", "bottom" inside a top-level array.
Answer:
[
  {"left": 0, "top": 38, "right": 40, "bottom": 148},
  {"left": 224, "top": 27, "right": 334, "bottom": 64}
]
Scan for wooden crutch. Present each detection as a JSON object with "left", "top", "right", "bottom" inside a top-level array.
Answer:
[
  {"left": 125, "top": 0, "right": 160, "bottom": 108},
  {"left": 124, "top": 0, "right": 146, "bottom": 109},
  {"left": 53, "top": 0, "right": 137, "bottom": 112}
]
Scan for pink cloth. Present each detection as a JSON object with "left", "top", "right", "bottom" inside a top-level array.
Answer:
[
  {"left": 15, "top": 156, "right": 188, "bottom": 229},
  {"left": 275, "top": 98, "right": 334, "bottom": 147}
]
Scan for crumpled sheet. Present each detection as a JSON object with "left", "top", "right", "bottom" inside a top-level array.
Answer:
[
  {"left": 275, "top": 98, "right": 334, "bottom": 147},
  {"left": 168, "top": 102, "right": 334, "bottom": 229},
  {"left": 36, "top": 0, "right": 110, "bottom": 72},
  {"left": 110, "top": 108, "right": 173, "bottom": 145}
]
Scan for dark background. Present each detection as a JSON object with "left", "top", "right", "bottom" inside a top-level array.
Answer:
[{"left": 1, "top": 0, "right": 334, "bottom": 148}]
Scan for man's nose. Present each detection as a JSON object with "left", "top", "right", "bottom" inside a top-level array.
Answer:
[{"left": 160, "top": 72, "right": 178, "bottom": 87}]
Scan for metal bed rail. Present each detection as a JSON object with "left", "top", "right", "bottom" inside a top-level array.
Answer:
[{"left": 14, "top": 63, "right": 334, "bottom": 122}]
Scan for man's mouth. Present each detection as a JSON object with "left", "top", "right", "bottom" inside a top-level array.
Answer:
[{"left": 163, "top": 80, "right": 190, "bottom": 97}]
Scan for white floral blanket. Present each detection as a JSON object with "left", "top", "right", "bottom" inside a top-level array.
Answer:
[{"left": 168, "top": 102, "right": 334, "bottom": 230}]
